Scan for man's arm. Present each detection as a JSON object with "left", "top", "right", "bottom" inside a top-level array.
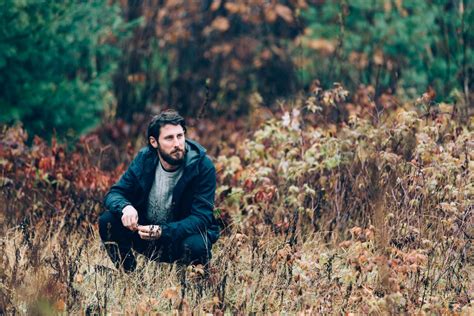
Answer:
[
  {"left": 104, "top": 161, "right": 142, "bottom": 231},
  {"left": 103, "top": 161, "right": 139, "bottom": 214},
  {"left": 160, "top": 157, "right": 216, "bottom": 241}
]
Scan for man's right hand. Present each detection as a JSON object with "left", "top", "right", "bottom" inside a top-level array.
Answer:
[{"left": 121, "top": 205, "right": 139, "bottom": 231}]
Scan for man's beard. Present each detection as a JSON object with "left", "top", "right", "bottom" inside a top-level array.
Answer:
[{"left": 158, "top": 146, "right": 185, "bottom": 166}]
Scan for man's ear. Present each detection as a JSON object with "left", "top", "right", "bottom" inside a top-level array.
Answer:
[{"left": 149, "top": 136, "right": 159, "bottom": 149}]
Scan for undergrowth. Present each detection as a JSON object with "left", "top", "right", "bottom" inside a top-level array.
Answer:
[{"left": 0, "top": 85, "right": 472, "bottom": 314}]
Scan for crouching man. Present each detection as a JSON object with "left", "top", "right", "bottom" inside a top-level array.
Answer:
[{"left": 99, "top": 110, "right": 219, "bottom": 272}]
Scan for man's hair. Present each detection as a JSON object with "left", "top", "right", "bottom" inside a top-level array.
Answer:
[{"left": 147, "top": 110, "right": 186, "bottom": 147}]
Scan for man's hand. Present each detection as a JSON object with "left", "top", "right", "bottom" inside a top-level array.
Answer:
[
  {"left": 121, "top": 205, "right": 139, "bottom": 231},
  {"left": 137, "top": 225, "right": 162, "bottom": 240}
]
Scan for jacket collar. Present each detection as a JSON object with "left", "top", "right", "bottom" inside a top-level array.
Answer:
[
  {"left": 183, "top": 139, "right": 206, "bottom": 168},
  {"left": 132, "top": 139, "right": 206, "bottom": 190}
]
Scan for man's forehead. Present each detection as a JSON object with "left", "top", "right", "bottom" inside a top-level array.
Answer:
[{"left": 159, "top": 124, "right": 184, "bottom": 136}]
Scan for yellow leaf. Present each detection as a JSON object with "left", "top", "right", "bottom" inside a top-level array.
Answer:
[
  {"left": 275, "top": 4, "right": 293, "bottom": 23},
  {"left": 264, "top": 7, "right": 277, "bottom": 23},
  {"left": 161, "top": 287, "right": 179, "bottom": 300},
  {"left": 373, "top": 49, "right": 384, "bottom": 65},
  {"left": 306, "top": 38, "right": 336, "bottom": 55},
  {"left": 75, "top": 273, "right": 84, "bottom": 284},
  {"left": 225, "top": 2, "right": 242, "bottom": 14},
  {"left": 211, "top": 17, "right": 230, "bottom": 32},
  {"left": 438, "top": 102, "right": 453, "bottom": 114}
]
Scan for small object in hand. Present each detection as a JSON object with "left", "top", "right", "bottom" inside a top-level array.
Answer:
[{"left": 137, "top": 225, "right": 162, "bottom": 240}]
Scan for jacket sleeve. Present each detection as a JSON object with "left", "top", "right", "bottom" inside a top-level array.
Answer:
[
  {"left": 103, "top": 157, "right": 140, "bottom": 214},
  {"left": 160, "top": 157, "right": 216, "bottom": 241}
]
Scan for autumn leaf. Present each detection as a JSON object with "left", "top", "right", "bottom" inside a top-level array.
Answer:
[
  {"left": 161, "top": 287, "right": 179, "bottom": 300},
  {"left": 38, "top": 156, "right": 51, "bottom": 169},
  {"left": 306, "top": 38, "right": 336, "bottom": 55},
  {"left": 75, "top": 273, "right": 84, "bottom": 284},
  {"left": 210, "top": 0, "right": 221, "bottom": 11},
  {"left": 264, "top": 6, "right": 278, "bottom": 23},
  {"left": 211, "top": 17, "right": 230, "bottom": 32},
  {"left": 126, "top": 73, "right": 146, "bottom": 83},
  {"left": 224, "top": 2, "right": 242, "bottom": 14},
  {"left": 438, "top": 102, "right": 453, "bottom": 114},
  {"left": 54, "top": 299, "right": 66, "bottom": 312},
  {"left": 373, "top": 49, "right": 384, "bottom": 65},
  {"left": 275, "top": 4, "right": 293, "bottom": 23}
]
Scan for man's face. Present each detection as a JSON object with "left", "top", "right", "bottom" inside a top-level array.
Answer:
[{"left": 155, "top": 124, "right": 185, "bottom": 166}]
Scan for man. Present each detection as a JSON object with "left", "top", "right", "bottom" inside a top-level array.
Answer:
[{"left": 99, "top": 110, "right": 219, "bottom": 272}]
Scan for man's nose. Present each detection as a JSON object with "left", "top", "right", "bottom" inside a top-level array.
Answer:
[{"left": 172, "top": 137, "right": 180, "bottom": 147}]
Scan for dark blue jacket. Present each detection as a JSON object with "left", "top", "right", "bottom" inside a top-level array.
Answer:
[{"left": 103, "top": 139, "right": 219, "bottom": 243}]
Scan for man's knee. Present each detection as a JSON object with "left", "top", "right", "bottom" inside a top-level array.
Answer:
[
  {"left": 181, "top": 234, "right": 211, "bottom": 264},
  {"left": 98, "top": 211, "right": 122, "bottom": 241}
]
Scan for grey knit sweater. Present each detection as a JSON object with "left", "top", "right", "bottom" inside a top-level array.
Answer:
[{"left": 146, "top": 163, "right": 183, "bottom": 224}]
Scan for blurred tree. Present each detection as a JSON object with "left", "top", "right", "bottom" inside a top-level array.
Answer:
[
  {"left": 114, "top": 0, "right": 306, "bottom": 120},
  {"left": 2, "top": 0, "right": 470, "bottom": 140},
  {"left": 299, "top": 0, "right": 473, "bottom": 102},
  {"left": 0, "top": 0, "right": 131, "bottom": 140}
]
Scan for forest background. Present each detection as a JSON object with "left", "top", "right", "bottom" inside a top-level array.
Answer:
[{"left": 0, "top": 0, "right": 473, "bottom": 314}]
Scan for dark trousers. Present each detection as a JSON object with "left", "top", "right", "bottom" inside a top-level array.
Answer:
[{"left": 98, "top": 211, "right": 212, "bottom": 272}]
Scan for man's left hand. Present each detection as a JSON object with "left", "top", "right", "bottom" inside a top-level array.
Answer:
[{"left": 137, "top": 225, "right": 162, "bottom": 240}]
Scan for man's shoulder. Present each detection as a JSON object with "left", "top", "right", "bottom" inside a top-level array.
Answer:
[
  {"left": 137, "top": 146, "right": 154, "bottom": 155},
  {"left": 200, "top": 154, "right": 215, "bottom": 170},
  {"left": 133, "top": 147, "right": 154, "bottom": 162},
  {"left": 129, "top": 146, "right": 157, "bottom": 171},
  {"left": 185, "top": 139, "right": 206, "bottom": 154},
  {"left": 184, "top": 139, "right": 215, "bottom": 171}
]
